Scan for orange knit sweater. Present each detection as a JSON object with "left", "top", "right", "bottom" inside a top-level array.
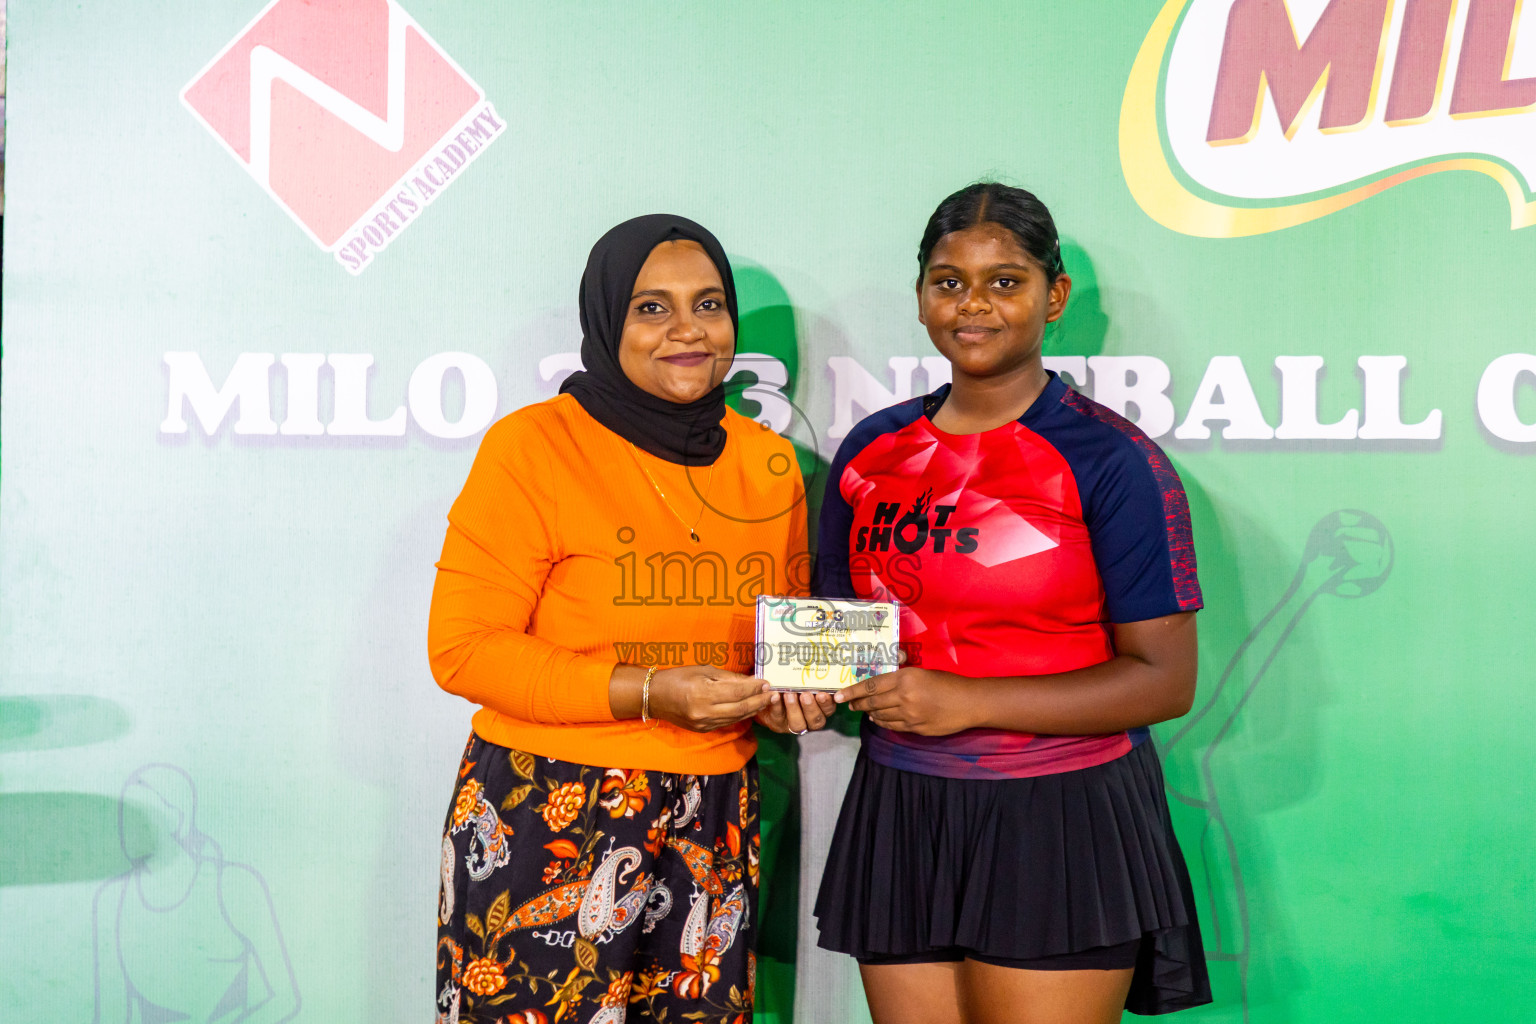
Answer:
[{"left": 429, "top": 393, "right": 808, "bottom": 774}]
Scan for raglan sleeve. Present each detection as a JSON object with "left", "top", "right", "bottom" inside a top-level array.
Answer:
[
  {"left": 427, "top": 415, "right": 618, "bottom": 724},
  {"left": 812, "top": 434, "right": 860, "bottom": 600},
  {"left": 1083, "top": 434, "right": 1204, "bottom": 624}
]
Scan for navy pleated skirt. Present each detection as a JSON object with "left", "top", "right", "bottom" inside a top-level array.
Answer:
[{"left": 814, "top": 739, "right": 1212, "bottom": 1015}]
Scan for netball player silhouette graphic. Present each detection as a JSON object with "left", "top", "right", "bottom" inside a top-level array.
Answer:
[
  {"left": 92, "top": 765, "right": 301, "bottom": 1023},
  {"left": 1161, "top": 511, "right": 1393, "bottom": 1021}
]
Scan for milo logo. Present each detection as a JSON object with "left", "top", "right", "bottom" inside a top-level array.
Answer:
[{"left": 1123, "top": 0, "right": 1536, "bottom": 235}]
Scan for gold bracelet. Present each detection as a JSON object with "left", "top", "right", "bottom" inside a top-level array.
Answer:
[{"left": 641, "top": 665, "right": 658, "bottom": 724}]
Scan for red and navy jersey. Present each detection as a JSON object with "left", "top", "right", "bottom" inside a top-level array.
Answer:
[{"left": 815, "top": 372, "right": 1201, "bottom": 779}]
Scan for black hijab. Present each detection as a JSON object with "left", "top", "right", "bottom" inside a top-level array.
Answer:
[{"left": 559, "top": 214, "right": 737, "bottom": 466}]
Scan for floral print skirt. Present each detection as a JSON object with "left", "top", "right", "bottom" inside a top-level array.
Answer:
[{"left": 436, "top": 733, "right": 760, "bottom": 1024}]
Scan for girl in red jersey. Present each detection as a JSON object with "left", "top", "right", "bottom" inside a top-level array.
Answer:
[{"left": 813, "top": 183, "right": 1212, "bottom": 1023}]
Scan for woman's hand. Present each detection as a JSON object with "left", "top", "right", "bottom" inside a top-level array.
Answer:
[
  {"left": 646, "top": 665, "right": 773, "bottom": 732},
  {"left": 834, "top": 668, "right": 978, "bottom": 736},
  {"left": 755, "top": 690, "right": 838, "bottom": 735}
]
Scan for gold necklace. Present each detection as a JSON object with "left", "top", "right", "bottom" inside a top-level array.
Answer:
[{"left": 626, "top": 444, "right": 716, "bottom": 543}]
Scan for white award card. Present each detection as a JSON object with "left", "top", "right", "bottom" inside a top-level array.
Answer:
[{"left": 754, "top": 595, "right": 902, "bottom": 692}]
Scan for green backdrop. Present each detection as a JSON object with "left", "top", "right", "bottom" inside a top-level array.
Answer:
[{"left": 3, "top": 1, "right": 1534, "bottom": 1021}]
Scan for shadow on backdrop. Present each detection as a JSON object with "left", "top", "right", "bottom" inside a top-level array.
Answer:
[
  {"left": 1051, "top": 240, "right": 1110, "bottom": 362},
  {"left": 730, "top": 260, "right": 817, "bottom": 1023}
]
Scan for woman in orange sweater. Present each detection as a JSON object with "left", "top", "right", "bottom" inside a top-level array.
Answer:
[{"left": 428, "top": 215, "right": 828, "bottom": 1024}]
